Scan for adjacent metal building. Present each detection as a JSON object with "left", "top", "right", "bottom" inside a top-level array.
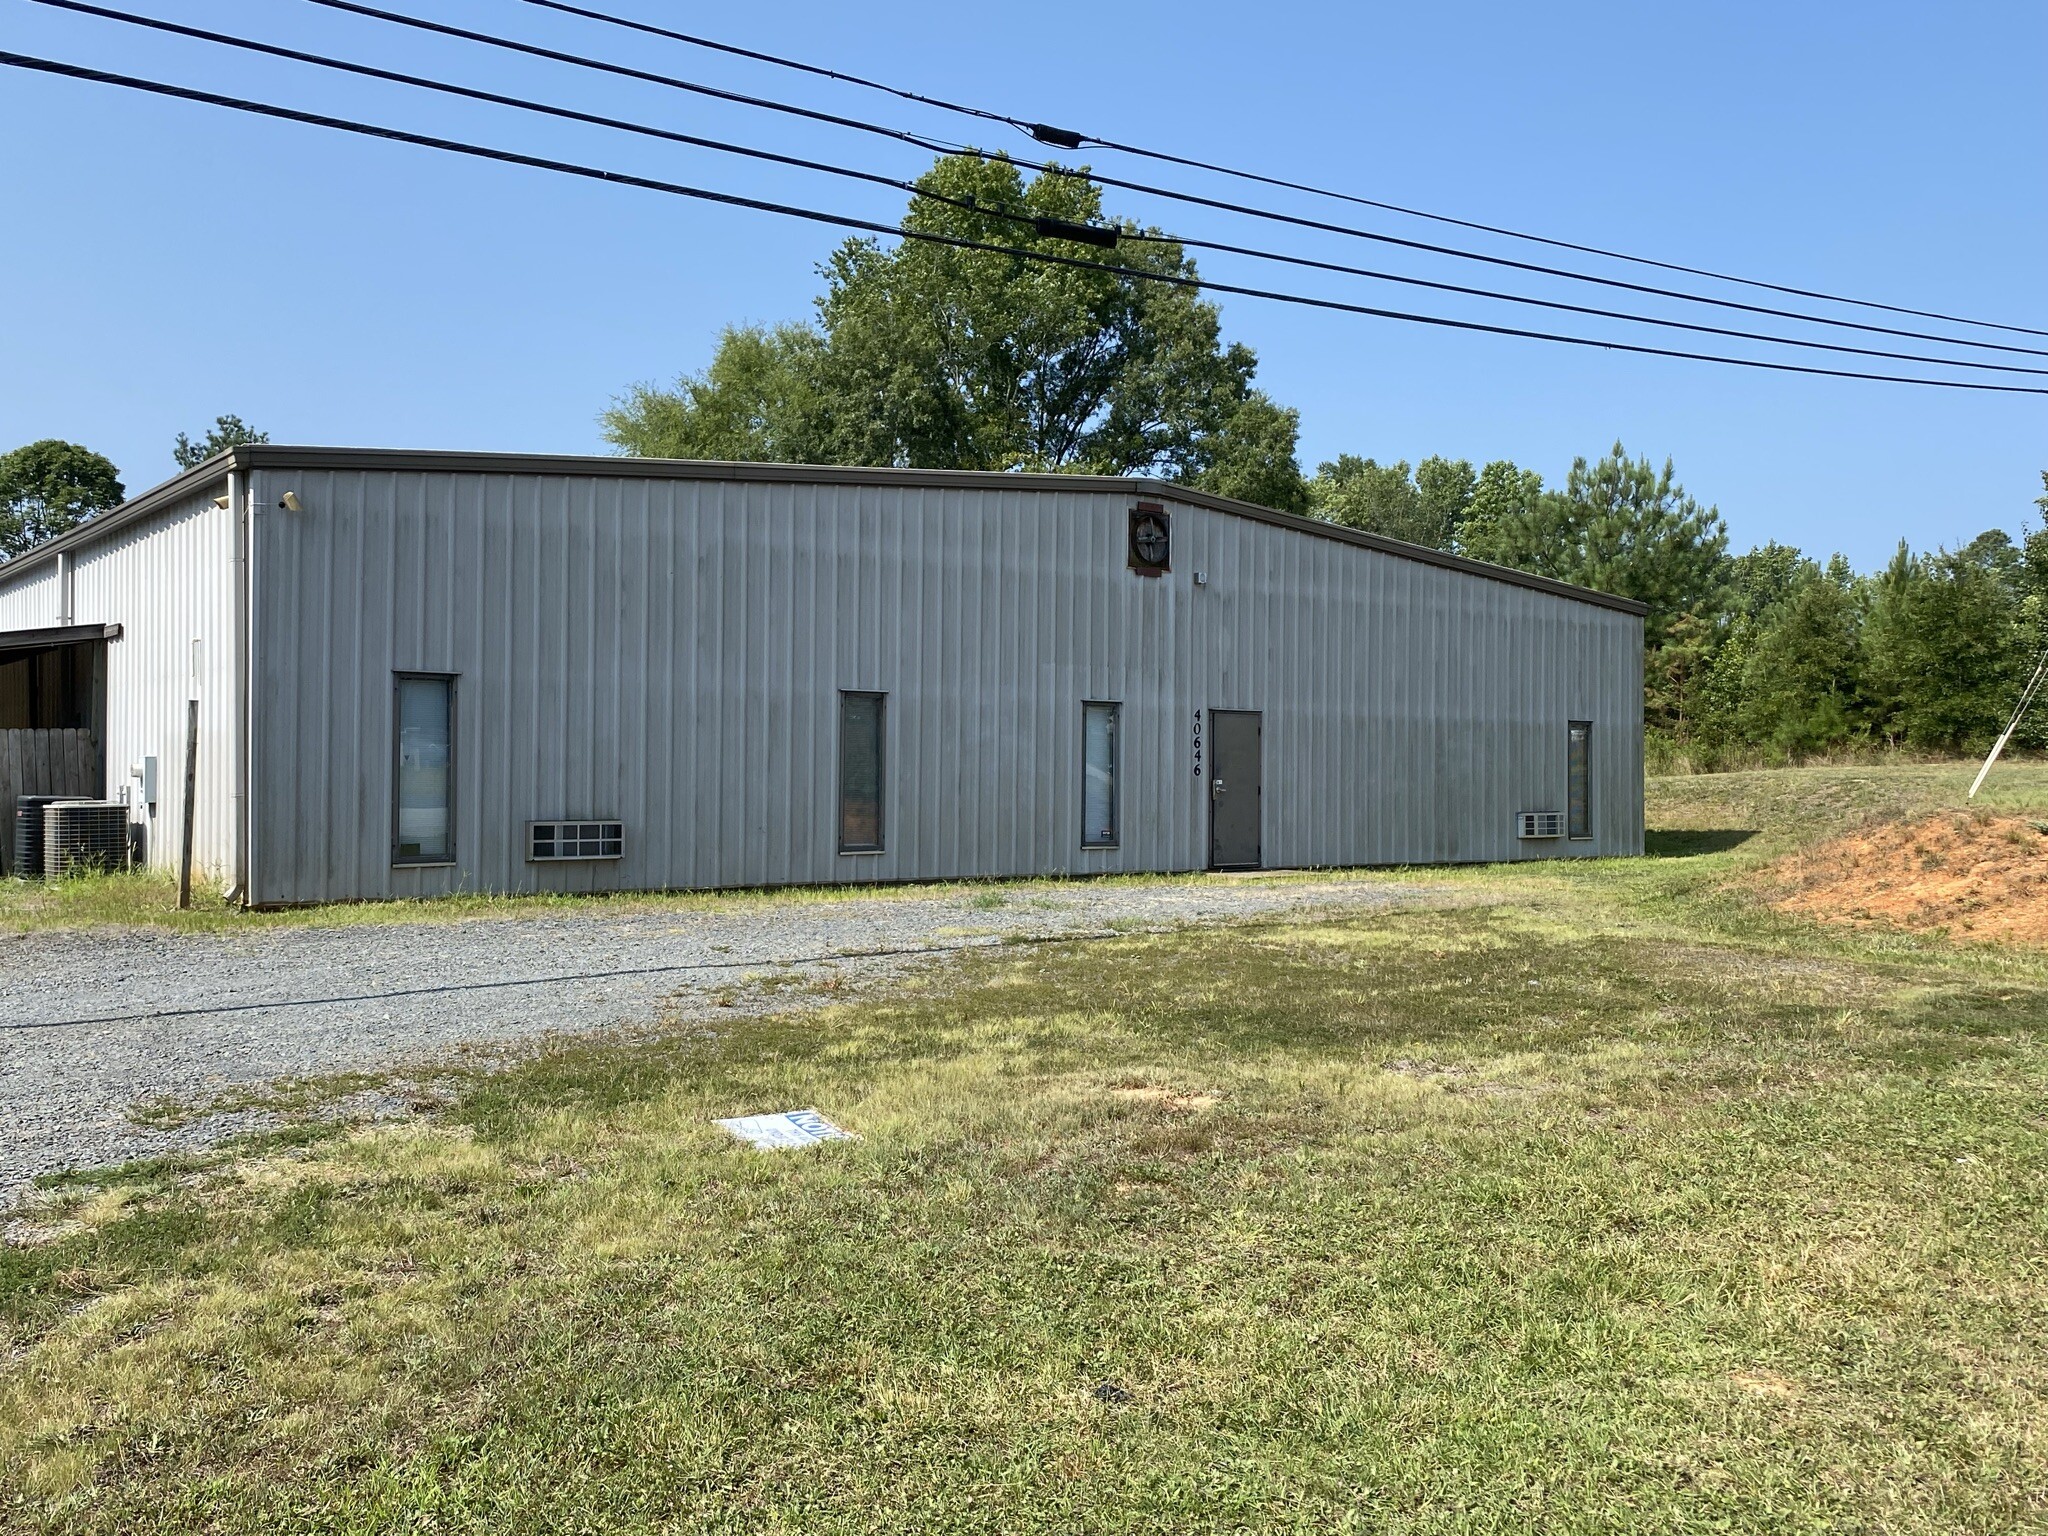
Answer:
[{"left": 0, "top": 447, "right": 1644, "bottom": 906}]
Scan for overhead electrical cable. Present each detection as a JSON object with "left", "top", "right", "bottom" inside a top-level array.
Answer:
[
  {"left": 6, "top": 51, "right": 2046, "bottom": 398},
  {"left": 505, "top": 0, "right": 2048, "bottom": 342},
  {"left": 513, "top": 0, "right": 1020, "bottom": 132},
  {"left": 29, "top": 1, "right": 2048, "bottom": 381},
  {"left": 280, "top": 0, "right": 2048, "bottom": 363}
]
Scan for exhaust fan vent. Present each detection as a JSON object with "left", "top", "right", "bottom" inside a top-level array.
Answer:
[
  {"left": 528, "top": 820, "right": 624, "bottom": 862},
  {"left": 1516, "top": 811, "right": 1564, "bottom": 840},
  {"left": 43, "top": 801, "right": 130, "bottom": 877}
]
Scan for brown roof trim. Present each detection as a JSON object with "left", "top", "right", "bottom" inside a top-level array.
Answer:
[
  {"left": 0, "top": 622, "right": 123, "bottom": 651},
  {"left": 2, "top": 446, "right": 1648, "bottom": 617}
]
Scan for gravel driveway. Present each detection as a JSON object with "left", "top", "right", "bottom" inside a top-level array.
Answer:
[{"left": 1, "top": 875, "right": 1427, "bottom": 1206}]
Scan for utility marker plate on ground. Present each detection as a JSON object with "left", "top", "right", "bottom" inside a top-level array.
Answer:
[{"left": 715, "top": 1109, "right": 856, "bottom": 1150}]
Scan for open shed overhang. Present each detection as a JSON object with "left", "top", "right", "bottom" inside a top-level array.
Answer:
[{"left": 0, "top": 624, "right": 119, "bottom": 733}]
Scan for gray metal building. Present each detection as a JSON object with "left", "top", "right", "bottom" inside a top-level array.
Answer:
[{"left": 0, "top": 447, "right": 1644, "bottom": 906}]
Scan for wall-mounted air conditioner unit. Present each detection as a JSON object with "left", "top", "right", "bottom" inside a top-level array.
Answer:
[{"left": 1516, "top": 811, "right": 1563, "bottom": 840}]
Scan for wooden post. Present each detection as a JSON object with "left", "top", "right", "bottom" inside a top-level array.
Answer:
[{"left": 177, "top": 697, "right": 198, "bottom": 909}]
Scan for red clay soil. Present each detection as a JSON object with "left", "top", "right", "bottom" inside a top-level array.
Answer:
[{"left": 1766, "top": 811, "right": 2048, "bottom": 945}]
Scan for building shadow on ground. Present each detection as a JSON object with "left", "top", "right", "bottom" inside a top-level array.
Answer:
[{"left": 1645, "top": 829, "right": 1758, "bottom": 858}]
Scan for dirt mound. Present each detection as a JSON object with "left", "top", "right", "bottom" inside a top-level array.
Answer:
[{"left": 1765, "top": 810, "right": 2048, "bottom": 945}]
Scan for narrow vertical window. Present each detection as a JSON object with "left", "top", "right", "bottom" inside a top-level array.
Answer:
[
  {"left": 1082, "top": 701, "right": 1119, "bottom": 848},
  {"left": 393, "top": 674, "right": 455, "bottom": 864},
  {"left": 839, "top": 691, "right": 885, "bottom": 853},
  {"left": 1568, "top": 720, "right": 1592, "bottom": 841}
]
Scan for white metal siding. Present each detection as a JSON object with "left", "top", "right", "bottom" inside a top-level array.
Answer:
[
  {"left": 244, "top": 467, "right": 1642, "bottom": 905},
  {"left": 0, "top": 490, "right": 239, "bottom": 879},
  {"left": 0, "top": 565, "right": 62, "bottom": 628}
]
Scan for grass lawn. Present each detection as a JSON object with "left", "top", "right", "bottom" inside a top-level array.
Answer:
[{"left": 5, "top": 765, "right": 2048, "bottom": 1532}]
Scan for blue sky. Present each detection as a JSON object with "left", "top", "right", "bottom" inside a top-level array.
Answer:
[{"left": 3, "top": 0, "right": 2043, "bottom": 569}]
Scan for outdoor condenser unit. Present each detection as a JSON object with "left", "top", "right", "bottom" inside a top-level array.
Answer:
[
  {"left": 43, "top": 801, "right": 131, "bottom": 878},
  {"left": 1516, "top": 811, "right": 1564, "bottom": 839},
  {"left": 10, "top": 795, "right": 90, "bottom": 880}
]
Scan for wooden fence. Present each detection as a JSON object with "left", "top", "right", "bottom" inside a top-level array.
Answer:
[{"left": 0, "top": 729, "right": 103, "bottom": 876}]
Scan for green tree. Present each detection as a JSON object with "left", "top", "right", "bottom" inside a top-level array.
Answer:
[
  {"left": 603, "top": 324, "right": 825, "bottom": 462},
  {"left": 1197, "top": 394, "right": 1310, "bottom": 513},
  {"left": 1414, "top": 456, "right": 1478, "bottom": 547},
  {"left": 1457, "top": 459, "right": 1542, "bottom": 558},
  {"left": 1458, "top": 442, "right": 1730, "bottom": 653},
  {"left": 1864, "top": 536, "right": 2025, "bottom": 750},
  {"left": 603, "top": 154, "right": 1303, "bottom": 502},
  {"left": 1309, "top": 456, "right": 1420, "bottom": 540},
  {"left": 1726, "top": 541, "right": 1809, "bottom": 621},
  {"left": 1733, "top": 554, "right": 1866, "bottom": 754},
  {"left": 1307, "top": 454, "right": 1472, "bottom": 548},
  {"left": 0, "top": 439, "right": 124, "bottom": 561},
  {"left": 173, "top": 414, "right": 269, "bottom": 470}
]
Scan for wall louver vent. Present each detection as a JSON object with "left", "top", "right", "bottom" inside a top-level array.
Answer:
[
  {"left": 43, "top": 801, "right": 130, "bottom": 877},
  {"left": 1516, "top": 811, "right": 1564, "bottom": 840},
  {"left": 528, "top": 820, "right": 624, "bottom": 862}
]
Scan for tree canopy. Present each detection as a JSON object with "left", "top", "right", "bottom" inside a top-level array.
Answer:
[
  {"left": 1307, "top": 454, "right": 1478, "bottom": 548},
  {"left": 174, "top": 415, "right": 269, "bottom": 470},
  {"left": 604, "top": 154, "right": 1304, "bottom": 503},
  {"left": 0, "top": 439, "right": 124, "bottom": 561},
  {"left": 1457, "top": 442, "right": 1730, "bottom": 652}
]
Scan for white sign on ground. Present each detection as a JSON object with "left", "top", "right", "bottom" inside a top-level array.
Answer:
[{"left": 714, "top": 1109, "right": 857, "bottom": 1150}]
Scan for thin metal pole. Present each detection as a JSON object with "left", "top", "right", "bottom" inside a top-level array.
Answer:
[{"left": 1969, "top": 646, "right": 2048, "bottom": 800}]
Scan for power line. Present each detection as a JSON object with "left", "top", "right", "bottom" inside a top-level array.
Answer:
[
  {"left": 31, "top": 0, "right": 2048, "bottom": 382},
  {"left": 281, "top": 0, "right": 2048, "bottom": 364},
  {"left": 7, "top": 50, "right": 2045, "bottom": 399},
  {"left": 514, "top": 0, "right": 1020, "bottom": 133},
  {"left": 506, "top": 0, "right": 2048, "bottom": 343}
]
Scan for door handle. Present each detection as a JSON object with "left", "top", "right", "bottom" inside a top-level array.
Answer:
[{"left": 1212, "top": 778, "right": 1225, "bottom": 797}]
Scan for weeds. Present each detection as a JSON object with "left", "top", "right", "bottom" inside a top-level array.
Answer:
[{"left": 6, "top": 764, "right": 2048, "bottom": 1531}]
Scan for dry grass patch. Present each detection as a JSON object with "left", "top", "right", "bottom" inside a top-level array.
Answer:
[{"left": 1764, "top": 810, "right": 2048, "bottom": 945}]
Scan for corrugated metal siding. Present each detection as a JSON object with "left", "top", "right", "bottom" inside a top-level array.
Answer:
[
  {"left": 0, "top": 564, "right": 62, "bottom": 628},
  {"left": 0, "top": 491, "right": 239, "bottom": 879},
  {"left": 244, "top": 467, "right": 1642, "bottom": 905}
]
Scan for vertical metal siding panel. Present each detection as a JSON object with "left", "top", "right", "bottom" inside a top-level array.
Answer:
[
  {"left": 684, "top": 483, "right": 712, "bottom": 888},
  {"left": 369, "top": 473, "right": 398, "bottom": 897},
  {"left": 927, "top": 491, "right": 951, "bottom": 874},
  {"left": 801, "top": 486, "right": 830, "bottom": 885},
  {"left": 480, "top": 475, "right": 513, "bottom": 890},
  {"left": 1012, "top": 493, "right": 1036, "bottom": 875},
  {"left": 641, "top": 479, "right": 665, "bottom": 890},
  {"left": 0, "top": 567, "right": 62, "bottom": 629},
  {"left": 649, "top": 479, "right": 679, "bottom": 890},
  {"left": 768, "top": 486, "right": 797, "bottom": 887},
  {"left": 825, "top": 491, "right": 855, "bottom": 886},
  {"left": 874, "top": 489, "right": 899, "bottom": 880},
  {"left": 807, "top": 484, "right": 830, "bottom": 885},
  {"left": 335, "top": 474, "right": 364, "bottom": 896},
  {"left": 513, "top": 476, "right": 541, "bottom": 891},
  {"left": 960, "top": 494, "right": 983, "bottom": 873},
  {"left": 599, "top": 477, "right": 626, "bottom": 893},
  {"left": 738, "top": 483, "right": 765, "bottom": 885},
  {"left": 717, "top": 480, "right": 741, "bottom": 887}
]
